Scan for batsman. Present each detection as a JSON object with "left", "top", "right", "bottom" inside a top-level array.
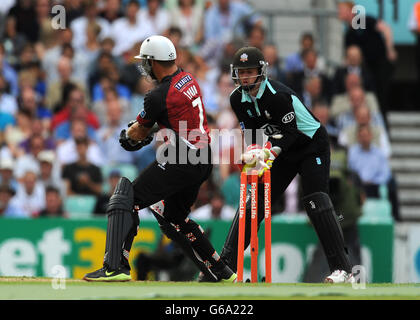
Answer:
[
  {"left": 83, "top": 35, "right": 236, "bottom": 282},
  {"left": 215, "top": 46, "right": 355, "bottom": 283}
]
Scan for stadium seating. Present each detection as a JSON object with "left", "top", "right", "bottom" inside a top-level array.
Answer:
[{"left": 64, "top": 195, "right": 97, "bottom": 219}]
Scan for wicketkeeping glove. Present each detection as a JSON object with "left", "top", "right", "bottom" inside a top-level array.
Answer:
[{"left": 256, "top": 141, "right": 281, "bottom": 177}]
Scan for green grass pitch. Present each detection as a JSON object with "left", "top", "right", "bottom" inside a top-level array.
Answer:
[{"left": 1, "top": 277, "right": 419, "bottom": 300}]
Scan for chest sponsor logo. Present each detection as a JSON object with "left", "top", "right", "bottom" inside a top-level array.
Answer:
[
  {"left": 174, "top": 74, "right": 193, "bottom": 91},
  {"left": 183, "top": 84, "right": 198, "bottom": 100},
  {"left": 260, "top": 123, "right": 282, "bottom": 137},
  {"left": 282, "top": 112, "right": 295, "bottom": 123}
]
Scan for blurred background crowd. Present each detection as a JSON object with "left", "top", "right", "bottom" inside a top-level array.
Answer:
[{"left": 0, "top": 0, "right": 404, "bottom": 225}]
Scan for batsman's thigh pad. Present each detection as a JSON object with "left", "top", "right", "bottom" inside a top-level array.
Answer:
[
  {"left": 105, "top": 177, "right": 137, "bottom": 270},
  {"left": 302, "top": 192, "right": 352, "bottom": 273}
]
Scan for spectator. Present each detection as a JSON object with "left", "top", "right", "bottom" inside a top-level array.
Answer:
[
  {"left": 246, "top": 25, "right": 266, "bottom": 51},
  {"left": 91, "top": 66, "right": 131, "bottom": 102},
  {"left": 168, "top": 0, "right": 204, "bottom": 48},
  {"left": 190, "top": 191, "right": 235, "bottom": 220},
  {"left": 93, "top": 169, "right": 121, "bottom": 215},
  {"left": 63, "top": 0, "right": 84, "bottom": 25},
  {"left": 119, "top": 42, "right": 145, "bottom": 93},
  {"left": 0, "top": 183, "right": 27, "bottom": 218},
  {"left": 348, "top": 125, "right": 391, "bottom": 195},
  {"left": 60, "top": 43, "right": 92, "bottom": 90},
  {"left": 7, "top": 0, "right": 39, "bottom": 44},
  {"left": 311, "top": 101, "right": 339, "bottom": 144},
  {"left": 263, "top": 43, "right": 286, "bottom": 83},
  {"left": 34, "top": 0, "right": 55, "bottom": 50},
  {"left": 129, "top": 76, "right": 155, "bottom": 120},
  {"left": 18, "top": 86, "right": 51, "bottom": 130},
  {"left": 338, "top": 105, "right": 392, "bottom": 158},
  {"left": 204, "top": 71, "right": 235, "bottom": 117},
  {"left": 286, "top": 48, "right": 332, "bottom": 104},
  {"left": 0, "top": 74, "right": 18, "bottom": 115},
  {"left": 0, "top": 157, "right": 18, "bottom": 191},
  {"left": 62, "top": 136, "right": 103, "bottom": 196},
  {"left": 284, "top": 32, "right": 326, "bottom": 74},
  {"left": 45, "top": 56, "right": 86, "bottom": 111},
  {"left": 37, "top": 150, "right": 66, "bottom": 197},
  {"left": 4, "top": 108, "right": 33, "bottom": 158},
  {"left": 93, "top": 87, "right": 131, "bottom": 126},
  {"left": 111, "top": 0, "right": 153, "bottom": 56},
  {"left": 11, "top": 168, "right": 46, "bottom": 217},
  {"left": 14, "top": 133, "right": 53, "bottom": 179},
  {"left": 97, "top": 97, "right": 135, "bottom": 165},
  {"left": 39, "top": 185, "right": 67, "bottom": 218},
  {"left": 41, "top": 28, "right": 74, "bottom": 87},
  {"left": 338, "top": 1, "right": 397, "bottom": 118},
  {"left": 0, "top": 110, "right": 15, "bottom": 133},
  {"left": 13, "top": 42, "right": 38, "bottom": 73},
  {"left": 51, "top": 86, "right": 99, "bottom": 134},
  {"left": 137, "top": 0, "right": 170, "bottom": 36},
  {"left": 100, "top": 0, "right": 124, "bottom": 23},
  {"left": 78, "top": 21, "right": 101, "bottom": 66},
  {"left": 301, "top": 76, "right": 324, "bottom": 110},
  {"left": 70, "top": 0, "right": 111, "bottom": 51},
  {"left": 332, "top": 45, "right": 375, "bottom": 96},
  {"left": 0, "top": 36, "right": 19, "bottom": 97},
  {"left": 53, "top": 98, "right": 99, "bottom": 142},
  {"left": 330, "top": 73, "right": 380, "bottom": 119},
  {"left": 56, "top": 119, "right": 104, "bottom": 167},
  {"left": 204, "top": 0, "right": 261, "bottom": 44},
  {"left": 1, "top": 15, "right": 28, "bottom": 67},
  {"left": 335, "top": 86, "right": 386, "bottom": 133},
  {"left": 18, "top": 118, "right": 55, "bottom": 154}
]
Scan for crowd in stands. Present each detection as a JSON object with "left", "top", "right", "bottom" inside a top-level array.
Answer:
[{"left": 0, "top": 0, "right": 400, "bottom": 221}]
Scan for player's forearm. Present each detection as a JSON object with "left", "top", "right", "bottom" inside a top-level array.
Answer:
[{"left": 127, "top": 121, "right": 151, "bottom": 141}]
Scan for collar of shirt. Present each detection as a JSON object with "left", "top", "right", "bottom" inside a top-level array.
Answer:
[
  {"left": 160, "top": 68, "right": 182, "bottom": 83},
  {"left": 241, "top": 77, "right": 269, "bottom": 103}
]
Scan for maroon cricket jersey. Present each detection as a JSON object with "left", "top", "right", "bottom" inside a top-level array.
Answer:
[{"left": 136, "top": 69, "right": 210, "bottom": 149}]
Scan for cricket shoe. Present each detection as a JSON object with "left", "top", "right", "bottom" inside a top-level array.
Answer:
[
  {"left": 83, "top": 266, "right": 131, "bottom": 282},
  {"left": 324, "top": 270, "right": 355, "bottom": 284}
]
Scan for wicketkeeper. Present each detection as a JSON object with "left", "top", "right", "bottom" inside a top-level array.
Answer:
[{"left": 205, "top": 46, "right": 355, "bottom": 283}]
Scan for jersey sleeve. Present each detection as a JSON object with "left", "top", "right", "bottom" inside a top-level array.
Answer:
[{"left": 136, "top": 90, "right": 165, "bottom": 128}]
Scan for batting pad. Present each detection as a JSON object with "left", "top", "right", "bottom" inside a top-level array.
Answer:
[
  {"left": 105, "top": 177, "right": 135, "bottom": 270},
  {"left": 302, "top": 192, "right": 352, "bottom": 273}
]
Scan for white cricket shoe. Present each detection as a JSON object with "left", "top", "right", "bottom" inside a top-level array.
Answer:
[{"left": 324, "top": 270, "right": 355, "bottom": 283}]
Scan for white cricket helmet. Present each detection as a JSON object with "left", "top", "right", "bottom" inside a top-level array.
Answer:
[{"left": 134, "top": 35, "right": 177, "bottom": 78}]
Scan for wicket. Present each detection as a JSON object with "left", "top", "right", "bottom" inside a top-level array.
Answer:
[{"left": 237, "top": 169, "right": 271, "bottom": 283}]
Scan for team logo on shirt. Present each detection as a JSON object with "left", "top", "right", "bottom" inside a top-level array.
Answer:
[
  {"left": 139, "top": 110, "right": 146, "bottom": 118},
  {"left": 282, "top": 112, "right": 295, "bottom": 123}
]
